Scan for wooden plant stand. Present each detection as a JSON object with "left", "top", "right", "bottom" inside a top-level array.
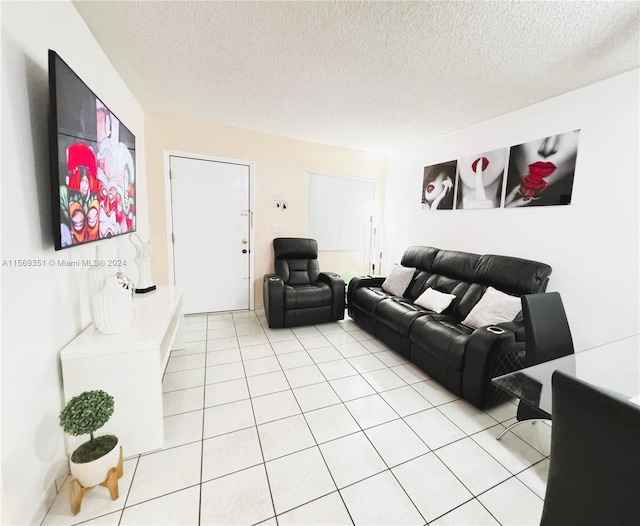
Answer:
[{"left": 69, "top": 446, "right": 124, "bottom": 515}]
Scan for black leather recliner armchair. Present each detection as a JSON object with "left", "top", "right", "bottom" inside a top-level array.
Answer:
[{"left": 263, "top": 238, "right": 345, "bottom": 328}]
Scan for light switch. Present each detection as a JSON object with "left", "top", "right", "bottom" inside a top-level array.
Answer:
[{"left": 272, "top": 224, "right": 279, "bottom": 233}]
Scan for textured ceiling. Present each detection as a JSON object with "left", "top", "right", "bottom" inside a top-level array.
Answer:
[{"left": 73, "top": 1, "right": 639, "bottom": 152}]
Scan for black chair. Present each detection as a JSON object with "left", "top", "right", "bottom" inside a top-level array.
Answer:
[
  {"left": 263, "top": 238, "right": 345, "bottom": 328},
  {"left": 540, "top": 370, "right": 640, "bottom": 526},
  {"left": 498, "top": 292, "right": 574, "bottom": 439}
]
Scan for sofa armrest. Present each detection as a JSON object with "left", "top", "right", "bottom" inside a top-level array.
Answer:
[
  {"left": 263, "top": 274, "right": 285, "bottom": 328},
  {"left": 348, "top": 275, "right": 386, "bottom": 296},
  {"left": 318, "top": 272, "right": 346, "bottom": 320},
  {"left": 462, "top": 323, "right": 526, "bottom": 408}
]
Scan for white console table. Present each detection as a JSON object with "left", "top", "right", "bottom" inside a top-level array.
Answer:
[{"left": 60, "top": 286, "right": 184, "bottom": 457}]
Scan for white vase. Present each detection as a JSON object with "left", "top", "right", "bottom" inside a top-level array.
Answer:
[
  {"left": 69, "top": 438, "right": 120, "bottom": 488},
  {"left": 92, "top": 276, "right": 133, "bottom": 334}
]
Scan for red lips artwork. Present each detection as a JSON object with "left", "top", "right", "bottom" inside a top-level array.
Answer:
[{"left": 519, "top": 162, "right": 556, "bottom": 201}]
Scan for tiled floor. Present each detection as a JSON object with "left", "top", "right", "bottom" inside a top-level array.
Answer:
[{"left": 43, "top": 309, "right": 551, "bottom": 525}]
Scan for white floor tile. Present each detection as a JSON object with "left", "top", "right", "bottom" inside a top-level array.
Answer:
[
  {"left": 293, "top": 382, "right": 341, "bottom": 412},
  {"left": 207, "top": 318, "right": 234, "bottom": 330},
  {"left": 380, "top": 385, "right": 433, "bottom": 416},
  {"left": 235, "top": 322, "right": 264, "bottom": 336},
  {"left": 283, "top": 364, "right": 326, "bottom": 388},
  {"left": 318, "top": 359, "right": 359, "bottom": 380},
  {"left": 162, "top": 368, "right": 205, "bottom": 393},
  {"left": 205, "top": 348, "right": 241, "bottom": 365},
  {"left": 291, "top": 326, "right": 322, "bottom": 338},
  {"left": 201, "top": 427, "right": 263, "bottom": 481},
  {"left": 266, "top": 447, "right": 337, "bottom": 515},
  {"left": 171, "top": 340, "right": 206, "bottom": 357},
  {"left": 185, "top": 330, "right": 206, "bottom": 343},
  {"left": 204, "top": 378, "right": 249, "bottom": 407},
  {"left": 203, "top": 399, "right": 255, "bottom": 438},
  {"left": 42, "top": 459, "right": 136, "bottom": 526},
  {"left": 78, "top": 511, "right": 122, "bottom": 525},
  {"left": 265, "top": 328, "right": 296, "bottom": 342},
  {"left": 365, "top": 419, "right": 430, "bottom": 467},
  {"left": 340, "top": 470, "right": 424, "bottom": 525},
  {"left": 337, "top": 319, "right": 359, "bottom": 332},
  {"left": 438, "top": 399, "right": 499, "bottom": 435},
  {"left": 257, "top": 414, "right": 316, "bottom": 461},
  {"left": 336, "top": 342, "right": 371, "bottom": 358},
  {"left": 184, "top": 320, "right": 207, "bottom": 331},
  {"left": 316, "top": 322, "right": 346, "bottom": 335},
  {"left": 345, "top": 394, "right": 399, "bottom": 429},
  {"left": 205, "top": 361, "right": 245, "bottom": 384},
  {"left": 307, "top": 346, "right": 344, "bottom": 363},
  {"left": 247, "top": 371, "right": 290, "bottom": 397},
  {"left": 390, "top": 363, "right": 431, "bottom": 384},
  {"left": 243, "top": 356, "right": 282, "bottom": 376},
  {"left": 278, "top": 350, "right": 315, "bottom": 369},
  {"left": 484, "top": 400, "right": 518, "bottom": 423},
  {"left": 127, "top": 443, "right": 201, "bottom": 506},
  {"left": 411, "top": 379, "right": 460, "bottom": 406},
  {"left": 277, "top": 491, "right": 352, "bottom": 526},
  {"left": 392, "top": 453, "right": 473, "bottom": 523},
  {"left": 163, "top": 410, "right": 203, "bottom": 449},
  {"left": 511, "top": 420, "right": 552, "bottom": 456},
  {"left": 347, "top": 354, "right": 387, "bottom": 373},
  {"left": 330, "top": 376, "right": 376, "bottom": 402},
  {"left": 477, "top": 477, "right": 543, "bottom": 526},
  {"left": 375, "top": 350, "right": 409, "bottom": 367},
  {"left": 304, "top": 404, "right": 361, "bottom": 444},
  {"left": 361, "top": 368, "right": 406, "bottom": 393},
  {"left": 207, "top": 326, "right": 236, "bottom": 339},
  {"left": 431, "top": 499, "right": 499, "bottom": 525},
  {"left": 325, "top": 332, "right": 358, "bottom": 347},
  {"left": 470, "top": 425, "right": 545, "bottom": 475},
  {"left": 404, "top": 408, "right": 466, "bottom": 450},
  {"left": 162, "top": 386, "right": 204, "bottom": 417},
  {"left": 435, "top": 438, "right": 511, "bottom": 495},
  {"left": 240, "top": 342, "right": 274, "bottom": 360},
  {"left": 348, "top": 329, "right": 374, "bottom": 341},
  {"left": 120, "top": 485, "right": 200, "bottom": 525},
  {"left": 359, "top": 339, "right": 389, "bottom": 353},
  {"left": 206, "top": 336, "right": 238, "bottom": 351},
  {"left": 320, "top": 432, "right": 386, "bottom": 488},
  {"left": 200, "top": 465, "right": 274, "bottom": 525},
  {"left": 238, "top": 333, "right": 269, "bottom": 346},
  {"left": 299, "top": 335, "right": 331, "bottom": 350},
  {"left": 165, "top": 352, "right": 206, "bottom": 373},
  {"left": 516, "top": 459, "right": 550, "bottom": 499},
  {"left": 271, "top": 339, "right": 304, "bottom": 355},
  {"left": 252, "top": 390, "right": 301, "bottom": 425}
]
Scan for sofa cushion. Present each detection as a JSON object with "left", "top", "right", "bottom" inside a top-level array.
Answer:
[
  {"left": 462, "top": 286, "right": 522, "bottom": 329},
  {"left": 414, "top": 288, "right": 456, "bottom": 313},
  {"left": 349, "top": 286, "right": 391, "bottom": 315},
  {"left": 382, "top": 265, "right": 416, "bottom": 296},
  {"left": 410, "top": 316, "right": 473, "bottom": 370},
  {"left": 375, "top": 297, "right": 429, "bottom": 335},
  {"left": 284, "top": 283, "right": 332, "bottom": 309}
]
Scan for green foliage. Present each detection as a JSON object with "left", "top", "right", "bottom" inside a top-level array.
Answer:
[
  {"left": 59, "top": 390, "right": 115, "bottom": 438},
  {"left": 71, "top": 434, "right": 118, "bottom": 464}
]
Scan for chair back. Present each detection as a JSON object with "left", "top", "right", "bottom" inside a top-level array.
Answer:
[
  {"left": 522, "top": 292, "right": 574, "bottom": 367},
  {"left": 541, "top": 370, "right": 640, "bottom": 526},
  {"left": 273, "top": 238, "right": 320, "bottom": 285}
]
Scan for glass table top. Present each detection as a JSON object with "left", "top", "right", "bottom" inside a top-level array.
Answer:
[{"left": 492, "top": 334, "right": 640, "bottom": 416}]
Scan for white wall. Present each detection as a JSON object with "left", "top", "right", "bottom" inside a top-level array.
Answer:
[
  {"left": 1, "top": 2, "right": 148, "bottom": 523},
  {"left": 384, "top": 70, "right": 639, "bottom": 352}
]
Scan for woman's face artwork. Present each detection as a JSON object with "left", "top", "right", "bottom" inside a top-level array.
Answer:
[
  {"left": 458, "top": 149, "right": 506, "bottom": 189},
  {"left": 513, "top": 131, "right": 580, "bottom": 187},
  {"left": 424, "top": 171, "right": 448, "bottom": 203}
]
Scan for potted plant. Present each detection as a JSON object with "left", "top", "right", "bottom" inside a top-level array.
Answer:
[{"left": 59, "top": 390, "right": 119, "bottom": 488}]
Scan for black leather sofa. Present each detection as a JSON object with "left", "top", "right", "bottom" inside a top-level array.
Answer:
[
  {"left": 347, "top": 246, "right": 552, "bottom": 408},
  {"left": 264, "top": 238, "right": 345, "bottom": 328}
]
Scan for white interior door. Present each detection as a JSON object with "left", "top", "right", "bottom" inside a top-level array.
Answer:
[{"left": 169, "top": 155, "right": 251, "bottom": 314}]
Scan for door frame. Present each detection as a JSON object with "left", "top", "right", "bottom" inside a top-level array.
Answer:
[{"left": 163, "top": 149, "right": 256, "bottom": 311}]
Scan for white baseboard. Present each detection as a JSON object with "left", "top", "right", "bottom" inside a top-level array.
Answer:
[{"left": 29, "top": 460, "right": 69, "bottom": 525}]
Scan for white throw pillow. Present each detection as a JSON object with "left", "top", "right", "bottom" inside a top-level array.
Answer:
[
  {"left": 414, "top": 287, "right": 456, "bottom": 313},
  {"left": 462, "top": 286, "right": 522, "bottom": 329},
  {"left": 381, "top": 265, "right": 416, "bottom": 296}
]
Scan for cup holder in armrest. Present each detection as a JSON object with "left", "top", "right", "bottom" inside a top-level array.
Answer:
[
  {"left": 487, "top": 326, "right": 506, "bottom": 335},
  {"left": 269, "top": 276, "right": 281, "bottom": 282}
]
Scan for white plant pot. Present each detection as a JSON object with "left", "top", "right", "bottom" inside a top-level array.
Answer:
[
  {"left": 92, "top": 276, "right": 133, "bottom": 335},
  {"left": 69, "top": 438, "right": 120, "bottom": 488}
]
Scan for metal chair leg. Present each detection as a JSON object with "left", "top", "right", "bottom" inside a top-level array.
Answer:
[{"left": 496, "top": 419, "right": 549, "bottom": 440}]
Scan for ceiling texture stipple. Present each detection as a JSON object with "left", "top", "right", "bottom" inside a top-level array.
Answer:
[{"left": 73, "top": 1, "right": 639, "bottom": 152}]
